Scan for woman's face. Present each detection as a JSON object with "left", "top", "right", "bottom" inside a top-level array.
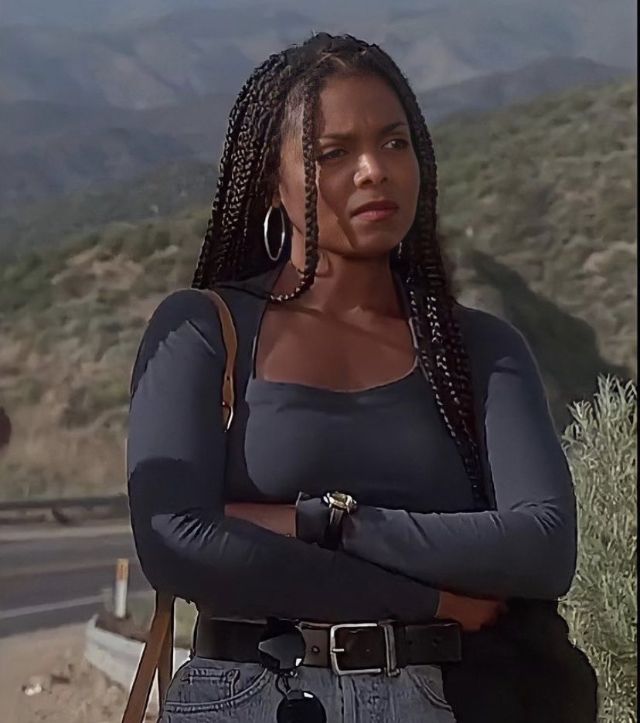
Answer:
[{"left": 274, "top": 72, "right": 421, "bottom": 263}]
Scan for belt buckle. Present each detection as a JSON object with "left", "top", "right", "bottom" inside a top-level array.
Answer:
[{"left": 328, "top": 621, "right": 400, "bottom": 677}]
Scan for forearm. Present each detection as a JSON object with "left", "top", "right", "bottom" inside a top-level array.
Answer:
[
  {"left": 222, "top": 501, "right": 512, "bottom": 633},
  {"left": 295, "top": 482, "right": 577, "bottom": 602},
  {"left": 224, "top": 502, "right": 296, "bottom": 536},
  {"left": 296, "top": 496, "right": 576, "bottom": 599},
  {"left": 129, "top": 466, "right": 441, "bottom": 623}
]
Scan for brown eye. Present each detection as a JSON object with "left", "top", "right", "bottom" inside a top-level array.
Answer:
[
  {"left": 384, "top": 138, "right": 409, "bottom": 150},
  {"left": 318, "top": 149, "right": 345, "bottom": 162}
]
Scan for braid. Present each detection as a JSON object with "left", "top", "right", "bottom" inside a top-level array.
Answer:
[
  {"left": 267, "top": 72, "right": 325, "bottom": 302},
  {"left": 360, "top": 42, "right": 489, "bottom": 509},
  {"left": 192, "top": 32, "right": 490, "bottom": 509},
  {"left": 192, "top": 52, "right": 291, "bottom": 288},
  {"left": 192, "top": 67, "right": 260, "bottom": 287}
]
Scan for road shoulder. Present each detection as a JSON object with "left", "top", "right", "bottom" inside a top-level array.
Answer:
[{"left": 0, "top": 623, "right": 128, "bottom": 723}]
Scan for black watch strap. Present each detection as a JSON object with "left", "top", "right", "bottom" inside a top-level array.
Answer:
[{"left": 322, "top": 507, "right": 344, "bottom": 550}]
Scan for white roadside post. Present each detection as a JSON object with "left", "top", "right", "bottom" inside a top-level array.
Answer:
[{"left": 114, "top": 557, "right": 129, "bottom": 619}]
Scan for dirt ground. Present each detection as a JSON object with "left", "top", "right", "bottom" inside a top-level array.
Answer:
[{"left": 0, "top": 623, "right": 147, "bottom": 723}]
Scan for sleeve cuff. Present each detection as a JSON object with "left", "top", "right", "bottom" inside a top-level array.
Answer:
[{"left": 295, "top": 492, "right": 330, "bottom": 544}]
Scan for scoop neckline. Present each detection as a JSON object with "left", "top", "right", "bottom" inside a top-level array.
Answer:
[
  {"left": 247, "top": 358, "right": 420, "bottom": 395},
  {"left": 248, "top": 260, "right": 423, "bottom": 395}
]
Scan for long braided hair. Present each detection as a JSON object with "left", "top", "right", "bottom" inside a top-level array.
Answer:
[{"left": 191, "top": 32, "right": 490, "bottom": 510}]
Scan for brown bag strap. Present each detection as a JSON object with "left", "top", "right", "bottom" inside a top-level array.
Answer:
[
  {"left": 121, "top": 592, "right": 174, "bottom": 723},
  {"left": 122, "top": 289, "right": 237, "bottom": 723},
  {"left": 201, "top": 289, "right": 238, "bottom": 432}
]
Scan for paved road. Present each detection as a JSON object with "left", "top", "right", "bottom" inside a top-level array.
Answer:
[{"left": 0, "top": 523, "right": 151, "bottom": 637}]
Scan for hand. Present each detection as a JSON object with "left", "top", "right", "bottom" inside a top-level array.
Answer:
[
  {"left": 225, "top": 503, "right": 296, "bottom": 537},
  {"left": 435, "top": 590, "right": 508, "bottom": 632}
]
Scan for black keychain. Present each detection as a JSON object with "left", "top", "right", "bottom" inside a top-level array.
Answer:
[{"left": 257, "top": 617, "right": 327, "bottom": 723}]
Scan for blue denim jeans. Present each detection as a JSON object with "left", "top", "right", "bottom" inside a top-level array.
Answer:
[{"left": 158, "top": 654, "right": 457, "bottom": 722}]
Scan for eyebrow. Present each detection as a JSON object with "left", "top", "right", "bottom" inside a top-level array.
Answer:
[{"left": 319, "top": 121, "right": 408, "bottom": 141}]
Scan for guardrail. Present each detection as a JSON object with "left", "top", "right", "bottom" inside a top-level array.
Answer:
[
  {"left": 0, "top": 494, "right": 129, "bottom": 522},
  {"left": 85, "top": 614, "right": 189, "bottom": 712}
]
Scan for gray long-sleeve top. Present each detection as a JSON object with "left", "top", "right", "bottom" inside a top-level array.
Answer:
[{"left": 126, "top": 261, "right": 577, "bottom": 624}]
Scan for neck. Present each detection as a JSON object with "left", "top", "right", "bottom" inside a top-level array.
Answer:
[{"left": 281, "top": 249, "right": 402, "bottom": 318}]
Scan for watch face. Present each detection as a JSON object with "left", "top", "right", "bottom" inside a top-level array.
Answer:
[{"left": 328, "top": 492, "right": 356, "bottom": 512}]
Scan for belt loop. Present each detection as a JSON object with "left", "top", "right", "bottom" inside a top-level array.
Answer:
[
  {"left": 381, "top": 622, "right": 401, "bottom": 677},
  {"left": 392, "top": 622, "right": 407, "bottom": 668},
  {"left": 190, "top": 612, "right": 200, "bottom": 659}
]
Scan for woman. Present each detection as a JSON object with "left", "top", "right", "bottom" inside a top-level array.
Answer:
[{"left": 127, "top": 32, "right": 596, "bottom": 722}]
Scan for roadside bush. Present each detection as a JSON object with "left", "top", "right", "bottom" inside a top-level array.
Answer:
[{"left": 559, "top": 374, "right": 637, "bottom": 723}]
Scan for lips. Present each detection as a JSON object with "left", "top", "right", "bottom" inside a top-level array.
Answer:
[{"left": 351, "top": 199, "right": 399, "bottom": 216}]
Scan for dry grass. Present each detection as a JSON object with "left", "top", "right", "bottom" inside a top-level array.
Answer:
[{"left": 0, "top": 405, "right": 125, "bottom": 499}]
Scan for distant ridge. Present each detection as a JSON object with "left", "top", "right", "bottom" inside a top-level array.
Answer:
[
  {"left": 0, "top": 57, "right": 632, "bottom": 210},
  {"left": 418, "top": 56, "right": 632, "bottom": 124}
]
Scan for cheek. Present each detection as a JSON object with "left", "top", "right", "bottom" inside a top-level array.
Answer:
[{"left": 316, "top": 169, "right": 352, "bottom": 219}]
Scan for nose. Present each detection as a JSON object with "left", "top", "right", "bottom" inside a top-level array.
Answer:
[{"left": 354, "top": 153, "right": 387, "bottom": 187}]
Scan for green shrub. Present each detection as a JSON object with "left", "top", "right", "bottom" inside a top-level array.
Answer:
[
  {"left": 154, "top": 229, "right": 172, "bottom": 248},
  {"left": 0, "top": 250, "right": 58, "bottom": 312},
  {"left": 103, "top": 233, "right": 126, "bottom": 256},
  {"left": 16, "top": 377, "right": 45, "bottom": 405},
  {"left": 559, "top": 374, "right": 637, "bottom": 723}
]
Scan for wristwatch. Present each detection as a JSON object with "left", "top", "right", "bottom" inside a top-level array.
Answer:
[{"left": 321, "top": 491, "right": 358, "bottom": 550}]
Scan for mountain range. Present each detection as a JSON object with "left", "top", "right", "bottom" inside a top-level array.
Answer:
[
  {"left": 0, "top": 0, "right": 635, "bottom": 226},
  {"left": 0, "top": 56, "right": 632, "bottom": 212},
  {"left": 1, "top": 2, "right": 635, "bottom": 109}
]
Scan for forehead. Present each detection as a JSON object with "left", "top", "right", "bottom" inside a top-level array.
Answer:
[{"left": 315, "top": 73, "right": 407, "bottom": 135}]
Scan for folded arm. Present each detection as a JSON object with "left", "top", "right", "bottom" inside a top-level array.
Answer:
[
  {"left": 127, "top": 289, "right": 443, "bottom": 623},
  {"left": 295, "top": 312, "right": 577, "bottom": 600}
]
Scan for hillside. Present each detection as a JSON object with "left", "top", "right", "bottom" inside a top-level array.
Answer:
[
  {"left": 0, "top": 58, "right": 631, "bottom": 211},
  {"left": 0, "top": 160, "right": 218, "bottom": 258},
  {"left": 0, "top": 78, "right": 635, "bottom": 500},
  {"left": 0, "top": 0, "right": 636, "bottom": 209}
]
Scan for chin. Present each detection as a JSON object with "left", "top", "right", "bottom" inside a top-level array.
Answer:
[
  {"left": 320, "top": 227, "right": 405, "bottom": 259},
  {"left": 339, "top": 244, "right": 398, "bottom": 262},
  {"left": 351, "top": 233, "right": 403, "bottom": 255}
]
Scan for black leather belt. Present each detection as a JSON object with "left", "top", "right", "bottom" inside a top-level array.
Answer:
[{"left": 193, "top": 616, "right": 462, "bottom": 676}]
